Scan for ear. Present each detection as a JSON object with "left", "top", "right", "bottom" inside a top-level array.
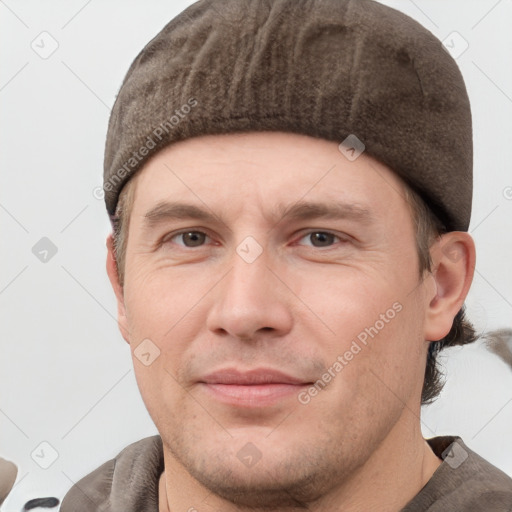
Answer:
[
  {"left": 423, "top": 232, "right": 476, "bottom": 341},
  {"left": 106, "top": 234, "right": 130, "bottom": 344}
]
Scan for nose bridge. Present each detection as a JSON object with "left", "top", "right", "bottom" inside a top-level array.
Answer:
[
  {"left": 206, "top": 244, "right": 293, "bottom": 339},
  {"left": 222, "top": 247, "right": 275, "bottom": 314}
]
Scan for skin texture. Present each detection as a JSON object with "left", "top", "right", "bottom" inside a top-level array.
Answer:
[{"left": 106, "top": 131, "right": 475, "bottom": 512}]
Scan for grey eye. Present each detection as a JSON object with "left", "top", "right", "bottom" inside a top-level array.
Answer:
[
  {"left": 178, "top": 231, "right": 207, "bottom": 247},
  {"left": 308, "top": 232, "right": 336, "bottom": 247}
]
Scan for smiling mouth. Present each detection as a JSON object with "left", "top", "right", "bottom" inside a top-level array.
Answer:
[{"left": 198, "top": 368, "right": 313, "bottom": 407}]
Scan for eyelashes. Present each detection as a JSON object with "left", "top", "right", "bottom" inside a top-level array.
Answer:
[
  {"left": 161, "top": 230, "right": 347, "bottom": 250},
  {"left": 167, "top": 230, "right": 211, "bottom": 248},
  {"left": 295, "top": 231, "right": 347, "bottom": 248}
]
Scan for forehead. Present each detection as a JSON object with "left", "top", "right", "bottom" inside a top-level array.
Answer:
[{"left": 128, "top": 131, "right": 409, "bottom": 220}]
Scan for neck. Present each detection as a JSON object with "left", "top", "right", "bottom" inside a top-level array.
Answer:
[{"left": 159, "top": 414, "right": 441, "bottom": 512}]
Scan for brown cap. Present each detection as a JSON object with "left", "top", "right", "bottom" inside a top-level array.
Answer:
[{"left": 104, "top": 0, "right": 472, "bottom": 231}]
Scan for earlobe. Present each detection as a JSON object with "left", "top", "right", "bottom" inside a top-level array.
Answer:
[
  {"left": 423, "top": 232, "right": 476, "bottom": 341},
  {"left": 106, "top": 234, "right": 131, "bottom": 344}
]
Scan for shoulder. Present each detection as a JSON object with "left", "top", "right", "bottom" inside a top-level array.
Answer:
[
  {"left": 60, "top": 436, "right": 163, "bottom": 512},
  {"left": 404, "top": 436, "right": 512, "bottom": 511}
]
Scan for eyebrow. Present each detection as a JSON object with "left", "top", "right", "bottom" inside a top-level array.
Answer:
[
  {"left": 143, "top": 202, "right": 222, "bottom": 227},
  {"left": 276, "top": 201, "right": 374, "bottom": 224},
  {"left": 142, "top": 200, "right": 374, "bottom": 230}
]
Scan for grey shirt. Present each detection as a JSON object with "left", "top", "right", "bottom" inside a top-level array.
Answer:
[{"left": 60, "top": 435, "right": 512, "bottom": 511}]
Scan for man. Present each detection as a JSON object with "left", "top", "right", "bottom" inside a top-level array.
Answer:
[{"left": 61, "top": 0, "right": 512, "bottom": 510}]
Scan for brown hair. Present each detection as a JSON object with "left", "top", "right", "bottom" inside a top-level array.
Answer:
[
  {"left": 110, "top": 177, "right": 477, "bottom": 405},
  {"left": 402, "top": 185, "right": 477, "bottom": 404},
  {"left": 111, "top": 177, "right": 136, "bottom": 286}
]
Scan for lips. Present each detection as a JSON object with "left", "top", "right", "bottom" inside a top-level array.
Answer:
[
  {"left": 200, "top": 368, "right": 308, "bottom": 386},
  {"left": 198, "top": 368, "right": 312, "bottom": 407}
]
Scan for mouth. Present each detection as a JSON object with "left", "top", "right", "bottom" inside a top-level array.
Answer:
[{"left": 198, "top": 368, "right": 313, "bottom": 407}]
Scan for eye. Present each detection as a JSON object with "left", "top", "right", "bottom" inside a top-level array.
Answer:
[
  {"left": 298, "top": 231, "right": 342, "bottom": 248},
  {"left": 169, "top": 230, "right": 210, "bottom": 247}
]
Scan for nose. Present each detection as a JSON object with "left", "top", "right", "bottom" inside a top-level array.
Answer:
[{"left": 206, "top": 248, "right": 293, "bottom": 342}]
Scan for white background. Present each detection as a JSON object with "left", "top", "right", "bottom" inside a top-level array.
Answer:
[{"left": 1, "top": 0, "right": 511, "bottom": 509}]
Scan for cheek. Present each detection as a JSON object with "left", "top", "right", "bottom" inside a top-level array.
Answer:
[
  {"left": 295, "top": 264, "right": 426, "bottom": 398},
  {"left": 122, "top": 265, "right": 219, "bottom": 410},
  {"left": 123, "top": 264, "right": 213, "bottom": 343},
  {"left": 130, "top": 355, "right": 188, "bottom": 438},
  {"left": 341, "top": 297, "right": 426, "bottom": 411},
  {"left": 294, "top": 265, "right": 404, "bottom": 343}
]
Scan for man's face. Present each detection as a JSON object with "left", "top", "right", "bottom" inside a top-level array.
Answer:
[{"left": 116, "top": 131, "right": 433, "bottom": 505}]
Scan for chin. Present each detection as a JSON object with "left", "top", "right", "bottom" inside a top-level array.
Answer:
[
  {"left": 184, "top": 458, "right": 326, "bottom": 507},
  {"left": 164, "top": 430, "right": 359, "bottom": 508}
]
